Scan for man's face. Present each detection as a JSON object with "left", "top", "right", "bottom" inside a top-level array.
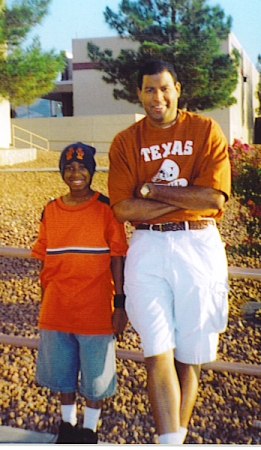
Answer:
[{"left": 137, "top": 70, "right": 181, "bottom": 128}]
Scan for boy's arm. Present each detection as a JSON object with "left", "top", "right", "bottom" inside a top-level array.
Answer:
[{"left": 111, "top": 255, "right": 128, "bottom": 337}]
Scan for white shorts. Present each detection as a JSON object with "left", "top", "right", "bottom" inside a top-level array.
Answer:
[{"left": 124, "top": 224, "right": 229, "bottom": 364}]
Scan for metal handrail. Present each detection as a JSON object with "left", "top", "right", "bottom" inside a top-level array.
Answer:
[
  {"left": 0, "top": 246, "right": 260, "bottom": 377},
  {"left": 0, "top": 332, "right": 260, "bottom": 377},
  {"left": 0, "top": 246, "right": 260, "bottom": 279},
  {"left": 12, "top": 124, "right": 50, "bottom": 151}
]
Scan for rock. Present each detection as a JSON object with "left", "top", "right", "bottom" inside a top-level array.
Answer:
[{"left": 0, "top": 150, "right": 260, "bottom": 444}]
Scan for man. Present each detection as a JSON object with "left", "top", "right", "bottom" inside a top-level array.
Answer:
[{"left": 108, "top": 60, "right": 230, "bottom": 445}]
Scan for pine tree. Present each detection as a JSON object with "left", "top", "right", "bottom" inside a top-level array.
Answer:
[
  {"left": 0, "top": 0, "right": 65, "bottom": 107},
  {"left": 87, "top": 0, "right": 240, "bottom": 111}
]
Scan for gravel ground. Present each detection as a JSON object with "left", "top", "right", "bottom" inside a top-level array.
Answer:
[{"left": 0, "top": 150, "right": 261, "bottom": 444}]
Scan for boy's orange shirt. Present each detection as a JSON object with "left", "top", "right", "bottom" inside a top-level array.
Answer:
[{"left": 31, "top": 192, "right": 128, "bottom": 335}]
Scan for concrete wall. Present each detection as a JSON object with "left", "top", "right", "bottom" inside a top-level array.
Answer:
[
  {"left": 0, "top": 98, "right": 11, "bottom": 148},
  {"left": 73, "top": 37, "right": 141, "bottom": 116},
  {"left": 224, "top": 33, "right": 258, "bottom": 144},
  {"left": 0, "top": 148, "right": 36, "bottom": 166},
  {"left": 198, "top": 34, "right": 259, "bottom": 144},
  {"left": 73, "top": 69, "right": 141, "bottom": 117},
  {"left": 11, "top": 114, "right": 145, "bottom": 155}
]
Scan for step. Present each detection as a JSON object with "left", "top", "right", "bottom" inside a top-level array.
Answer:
[
  {"left": 0, "top": 425, "right": 110, "bottom": 444},
  {"left": 0, "top": 148, "right": 37, "bottom": 166},
  {"left": 0, "top": 426, "right": 56, "bottom": 444}
]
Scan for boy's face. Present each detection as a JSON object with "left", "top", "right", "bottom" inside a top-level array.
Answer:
[{"left": 63, "top": 161, "right": 92, "bottom": 193}]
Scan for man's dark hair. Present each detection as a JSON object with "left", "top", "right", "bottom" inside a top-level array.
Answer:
[{"left": 137, "top": 60, "right": 178, "bottom": 90}]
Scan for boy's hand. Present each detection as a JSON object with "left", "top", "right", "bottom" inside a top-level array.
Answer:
[{"left": 112, "top": 308, "right": 128, "bottom": 339}]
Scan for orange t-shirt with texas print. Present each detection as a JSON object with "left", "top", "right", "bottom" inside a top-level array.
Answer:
[
  {"left": 108, "top": 110, "right": 231, "bottom": 224},
  {"left": 31, "top": 192, "right": 128, "bottom": 335}
]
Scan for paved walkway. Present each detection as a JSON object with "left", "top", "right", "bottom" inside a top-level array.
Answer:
[
  {"left": 0, "top": 426, "right": 110, "bottom": 444},
  {"left": 0, "top": 426, "right": 56, "bottom": 444}
]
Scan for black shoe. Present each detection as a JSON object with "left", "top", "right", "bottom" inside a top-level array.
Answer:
[
  {"left": 77, "top": 428, "right": 98, "bottom": 444},
  {"left": 56, "top": 421, "right": 78, "bottom": 444}
]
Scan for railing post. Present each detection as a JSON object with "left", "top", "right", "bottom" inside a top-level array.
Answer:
[{"left": 10, "top": 124, "right": 50, "bottom": 151}]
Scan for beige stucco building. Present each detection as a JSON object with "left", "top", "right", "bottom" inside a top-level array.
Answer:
[
  {"left": 200, "top": 33, "right": 259, "bottom": 144},
  {"left": 68, "top": 34, "right": 260, "bottom": 144},
  {"left": 11, "top": 34, "right": 260, "bottom": 148}
]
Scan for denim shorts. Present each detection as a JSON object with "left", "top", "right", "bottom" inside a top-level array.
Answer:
[{"left": 36, "top": 330, "right": 116, "bottom": 401}]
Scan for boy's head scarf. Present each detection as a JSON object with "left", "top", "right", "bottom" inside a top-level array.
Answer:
[{"left": 59, "top": 142, "right": 96, "bottom": 178}]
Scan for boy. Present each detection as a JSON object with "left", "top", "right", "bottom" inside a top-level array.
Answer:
[{"left": 31, "top": 142, "right": 128, "bottom": 444}]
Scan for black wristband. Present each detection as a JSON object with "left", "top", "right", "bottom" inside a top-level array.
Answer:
[{"left": 114, "top": 294, "right": 126, "bottom": 308}]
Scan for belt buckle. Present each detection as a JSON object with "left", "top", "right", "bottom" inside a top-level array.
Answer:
[{"left": 149, "top": 223, "right": 163, "bottom": 231}]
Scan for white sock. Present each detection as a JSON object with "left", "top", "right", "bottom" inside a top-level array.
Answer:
[
  {"left": 158, "top": 431, "right": 184, "bottom": 444},
  {"left": 83, "top": 406, "right": 101, "bottom": 432},
  {"left": 180, "top": 427, "right": 188, "bottom": 443},
  {"left": 61, "top": 403, "right": 77, "bottom": 426}
]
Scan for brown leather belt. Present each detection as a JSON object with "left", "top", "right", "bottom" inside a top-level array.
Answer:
[{"left": 135, "top": 219, "right": 215, "bottom": 232}]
